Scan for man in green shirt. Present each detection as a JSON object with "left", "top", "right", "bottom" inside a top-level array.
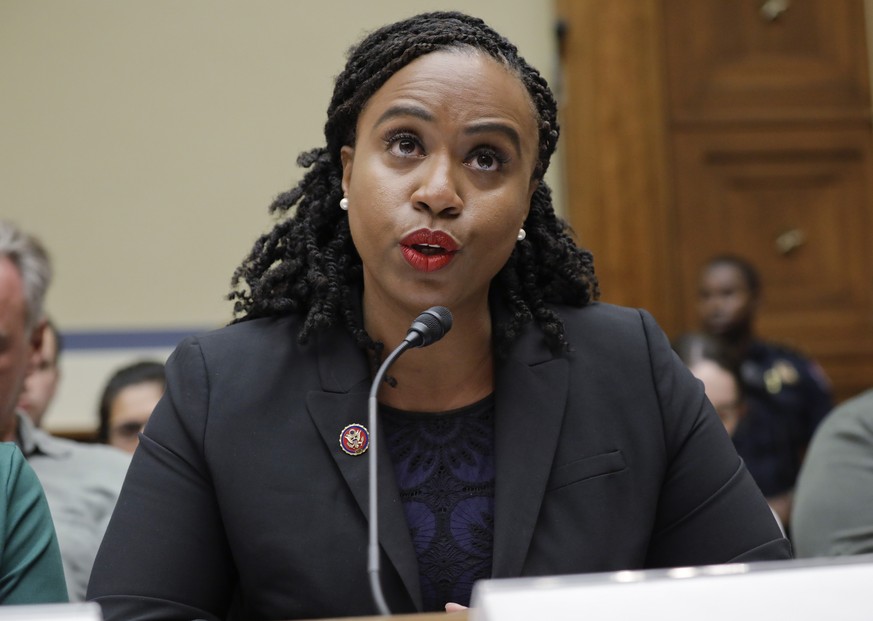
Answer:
[
  {"left": 0, "top": 219, "right": 67, "bottom": 603},
  {"left": 1, "top": 444, "right": 68, "bottom": 603}
]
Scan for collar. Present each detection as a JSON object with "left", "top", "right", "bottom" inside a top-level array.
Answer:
[{"left": 15, "top": 410, "right": 72, "bottom": 459}]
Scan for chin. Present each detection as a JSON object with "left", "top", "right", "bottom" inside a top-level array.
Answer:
[{"left": 705, "top": 324, "right": 731, "bottom": 337}]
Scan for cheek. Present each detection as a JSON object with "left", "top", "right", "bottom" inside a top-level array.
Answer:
[
  {"left": 346, "top": 188, "right": 400, "bottom": 261},
  {"left": 469, "top": 210, "right": 525, "bottom": 271}
]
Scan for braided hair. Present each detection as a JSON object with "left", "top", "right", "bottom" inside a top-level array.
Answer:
[{"left": 229, "top": 11, "right": 598, "bottom": 358}]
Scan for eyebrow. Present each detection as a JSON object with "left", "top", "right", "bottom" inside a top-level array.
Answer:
[
  {"left": 375, "top": 104, "right": 434, "bottom": 126},
  {"left": 375, "top": 105, "right": 523, "bottom": 155},
  {"left": 464, "top": 122, "right": 521, "bottom": 156}
]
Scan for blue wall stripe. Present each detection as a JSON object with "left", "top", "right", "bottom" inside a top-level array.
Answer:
[{"left": 61, "top": 328, "right": 214, "bottom": 351}]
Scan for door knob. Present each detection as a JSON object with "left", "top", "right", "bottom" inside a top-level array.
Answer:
[
  {"left": 775, "top": 228, "right": 806, "bottom": 255},
  {"left": 760, "top": 0, "right": 790, "bottom": 22}
]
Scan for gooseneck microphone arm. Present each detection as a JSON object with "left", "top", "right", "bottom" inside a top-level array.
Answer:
[{"left": 367, "top": 306, "right": 453, "bottom": 616}]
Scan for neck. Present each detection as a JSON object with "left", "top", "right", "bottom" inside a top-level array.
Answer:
[
  {"left": 0, "top": 413, "right": 19, "bottom": 443},
  {"left": 365, "top": 300, "right": 495, "bottom": 412},
  {"left": 379, "top": 342, "right": 493, "bottom": 412}
]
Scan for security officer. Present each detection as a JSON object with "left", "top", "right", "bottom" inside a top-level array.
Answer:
[{"left": 697, "top": 254, "right": 833, "bottom": 530}]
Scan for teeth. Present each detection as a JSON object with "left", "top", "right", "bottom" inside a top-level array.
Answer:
[{"left": 412, "top": 243, "right": 445, "bottom": 255}]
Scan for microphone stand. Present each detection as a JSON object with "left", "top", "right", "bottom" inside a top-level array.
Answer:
[
  {"left": 366, "top": 306, "right": 452, "bottom": 616},
  {"left": 367, "top": 341, "right": 412, "bottom": 617}
]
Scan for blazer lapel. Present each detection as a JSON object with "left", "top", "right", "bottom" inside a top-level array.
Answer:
[
  {"left": 492, "top": 328, "right": 569, "bottom": 578},
  {"left": 305, "top": 328, "right": 423, "bottom": 610}
]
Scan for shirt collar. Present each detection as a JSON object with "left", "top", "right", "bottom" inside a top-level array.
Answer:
[{"left": 15, "top": 410, "right": 72, "bottom": 459}]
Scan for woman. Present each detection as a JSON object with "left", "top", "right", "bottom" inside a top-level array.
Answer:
[
  {"left": 1, "top": 443, "right": 68, "bottom": 604},
  {"left": 87, "top": 12, "right": 790, "bottom": 620},
  {"left": 97, "top": 361, "right": 166, "bottom": 454}
]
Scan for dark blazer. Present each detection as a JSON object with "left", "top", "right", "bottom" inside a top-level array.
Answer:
[{"left": 88, "top": 302, "right": 790, "bottom": 620}]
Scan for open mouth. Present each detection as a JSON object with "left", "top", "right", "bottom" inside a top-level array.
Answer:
[
  {"left": 400, "top": 229, "right": 459, "bottom": 272},
  {"left": 412, "top": 243, "right": 448, "bottom": 256}
]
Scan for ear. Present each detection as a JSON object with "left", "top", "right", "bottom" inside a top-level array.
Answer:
[
  {"left": 340, "top": 146, "right": 355, "bottom": 195},
  {"left": 524, "top": 177, "right": 540, "bottom": 223}
]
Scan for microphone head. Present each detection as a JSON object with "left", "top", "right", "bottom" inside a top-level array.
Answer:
[{"left": 405, "top": 306, "right": 453, "bottom": 348}]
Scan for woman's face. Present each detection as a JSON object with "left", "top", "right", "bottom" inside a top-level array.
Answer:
[
  {"left": 108, "top": 380, "right": 163, "bottom": 453},
  {"left": 341, "top": 49, "right": 540, "bottom": 319}
]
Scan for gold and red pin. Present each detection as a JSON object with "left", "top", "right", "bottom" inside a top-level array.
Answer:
[{"left": 339, "top": 423, "right": 370, "bottom": 456}]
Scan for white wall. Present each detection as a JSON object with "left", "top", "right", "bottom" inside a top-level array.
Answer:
[{"left": 0, "top": 1, "right": 562, "bottom": 431}]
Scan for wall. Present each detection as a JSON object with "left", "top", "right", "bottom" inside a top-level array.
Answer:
[{"left": 0, "top": 0, "right": 561, "bottom": 432}]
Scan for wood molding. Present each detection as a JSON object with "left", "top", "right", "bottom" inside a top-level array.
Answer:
[{"left": 555, "top": 0, "right": 679, "bottom": 333}]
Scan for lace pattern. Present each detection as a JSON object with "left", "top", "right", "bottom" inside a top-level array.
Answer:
[{"left": 381, "top": 395, "right": 495, "bottom": 610}]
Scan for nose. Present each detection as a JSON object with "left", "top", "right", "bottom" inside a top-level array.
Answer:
[{"left": 410, "top": 151, "right": 462, "bottom": 217}]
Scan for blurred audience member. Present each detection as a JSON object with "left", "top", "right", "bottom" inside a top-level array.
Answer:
[
  {"left": 697, "top": 254, "right": 833, "bottom": 528},
  {"left": 673, "top": 331, "right": 786, "bottom": 536},
  {"left": 97, "top": 361, "right": 165, "bottom": 454},
  {"left": 0, "top": 219, "right": 130, "bottom": 601},
  {"left": 1, "top": 444, "right": 68, "bottom": 603},
  {"left": 17, "top": 316, "right": 61, "bottom": 427},
  {"left": 792, "top": 388, "right": 873, "bottom": 557},
  {"left": 0, "top": 219, "right": 68, "bottom": 603},
  {"left": 673, "top": 332, "right": 747, "bottom": 436}
]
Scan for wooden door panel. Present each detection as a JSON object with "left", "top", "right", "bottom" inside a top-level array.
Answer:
[
  {"left": 556, "top": 0, "right": 873, "bottom": 403},
  {"left": 672, "top": 128, "right": 873, "bottom": 400},
  {"left": 663, "top": 0, "right": 870, "bottom": 123}
]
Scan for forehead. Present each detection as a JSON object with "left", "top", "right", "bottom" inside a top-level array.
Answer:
[
  {"left": 701, "top": 263, "right": 747, "bottom": 288},
  {"left": 690, "top": 360, "right": 739, "bottom": 397},
  {"left": 359, "top": 49, "right": 538, "bottom": 134},
  {"left": 111, "top": 381, "right": 164, "bottom": 410}
]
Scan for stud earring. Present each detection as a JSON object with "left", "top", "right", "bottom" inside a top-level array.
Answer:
[
  {"left": 517, "top": 228, "right": 526, "bottom": 241},
  {"left": 339, "top": 197, "right": 349, "bottom": 211}
]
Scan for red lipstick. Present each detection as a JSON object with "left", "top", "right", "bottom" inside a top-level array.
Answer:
[{"left": 399, "top": 228, "right": 459, "bottom": 273}]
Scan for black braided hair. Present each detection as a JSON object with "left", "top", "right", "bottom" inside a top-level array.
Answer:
[{"left": 229, "top": 11, "right": 598, "bottom": 358}]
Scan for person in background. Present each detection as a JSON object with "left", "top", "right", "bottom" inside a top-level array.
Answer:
[
  {"left": 0, "top": 219, "right": 67, "bottom": 603},
  {"left": 88, "top": 13, "right": 789, "bottom": 620},
  {"left": 1, "top": 444, "right": 68, "bottom": 604},
  {"left": 792, "top": 388, "right": 873, "bottom": 557},
  {"left": 17, "top": 317, "right": 61, "bottom": 428},
  {"left": 697, "top": 254, "right": 833, "bottom": 528},
  {"left": 97, "top": 361, "right": 165, "bottom": 454},
  {"left": 673, "top": 331, "right": 786, "bottom": 536},
  {"left": 672, "top": 332, "right": 747, "bottom": 437},
  {"left": 0, "top": 219, "right": 130, "bottom": 602}
]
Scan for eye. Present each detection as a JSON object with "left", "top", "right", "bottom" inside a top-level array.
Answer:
[
  {"left": 466, "top": 147, "right": 509, "bottom": 172},
  {"left": 384, "top": 130, "right": 424, "bottom": 158},
  {"left": 112, "top": 422, "right": 145, "bottom": 438}
]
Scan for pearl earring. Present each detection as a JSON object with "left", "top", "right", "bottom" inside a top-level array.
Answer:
[
  {"left": 339, "top": 197, "right": 349, "bottom": 211},
  {"left": 517, "top": 228, "right": 526, "bottom": 241}
]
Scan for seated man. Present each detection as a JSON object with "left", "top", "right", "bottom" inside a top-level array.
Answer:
[
  {"left": 792, "top": 388, "right": 873, "bottom": 557},
  {"left": 17, "top": 317, "right": 61, "bottom": 428},
  {"left": 696, "top": 254, "right": 833, "bottom": 528},
  {"left": 0, "top": 220, "right": 129, "bottom": 601},
  {"left": 0, "top": 444, "right": 68, "bottom": 604},
  {"left": 673, "top": 331, "right": 786, "bottom": 536}
]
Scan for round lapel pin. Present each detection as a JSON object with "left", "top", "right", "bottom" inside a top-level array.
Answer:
[{"left": 339, "top": 423, "right": 370, "bottom": 456}]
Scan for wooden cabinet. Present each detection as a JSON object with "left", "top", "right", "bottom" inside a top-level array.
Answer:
[{"left": 556, "top": 0, "right": 873, "bottom": 402}]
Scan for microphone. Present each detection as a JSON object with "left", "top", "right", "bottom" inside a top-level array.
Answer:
[{"left": 367, "top": 306, "right": 453, "bottom": 615}]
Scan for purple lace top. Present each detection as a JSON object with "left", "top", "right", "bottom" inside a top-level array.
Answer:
[{"left": 380, "top": 395, "right": 495, "bottom": 611}]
